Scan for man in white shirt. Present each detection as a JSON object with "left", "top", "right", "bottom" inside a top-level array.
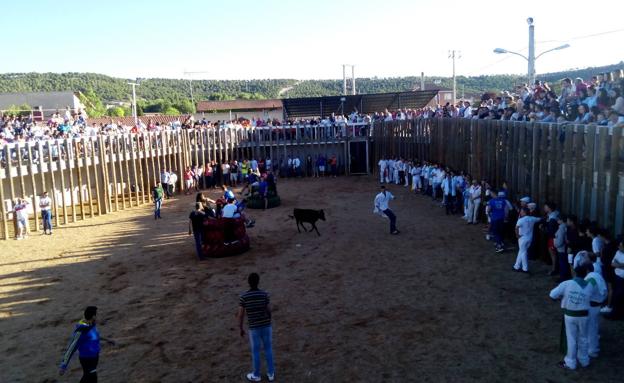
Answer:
[
  {"left": 374, "top": 185, "right": 399, "bottom": 235},
  {"left": 378, "top": 158, "right": 388, "bottom": 184},
  {"left": 608, "top": 241, "right": 624, "bottom": 319},
  {"left": 466, "top": 180, "right": 482, "bottom": 224},
  {"left": 584, "top": 255, "right": 608, "bottom": 358},
  {"left": 411, "top": 163, "right": 422, "bottom": 192},
  {"left": 39, "top": 191, "right": 53, "bottom": 235},
  {"left": 13, "top": 198, "right": 30, "bottom": 240},
  {"left": 549, "top": 264, "right": 596, "bottom": 370},
  {"left": 168, "top": 171, "right": 178, "bottom": 195},
  {"left": 514, "top": 207, "right": 543, "bottom": 272}
]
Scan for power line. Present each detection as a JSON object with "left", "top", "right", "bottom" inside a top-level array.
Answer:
[{"left": 537, "top": 27, "right": 624, "bottom": 44}]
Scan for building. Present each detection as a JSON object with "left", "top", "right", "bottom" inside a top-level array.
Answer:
[
  {"left": 0, "top": 91, "right": 86, "bottom": 118},
  {"left": 195, "top": 99, "right": 283, "bottom": 121}
]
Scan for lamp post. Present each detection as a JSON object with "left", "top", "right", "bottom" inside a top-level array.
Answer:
[
  {"left": 493, "top": 17, "right": 570, "bottom": 85},
  {"left": 127, "top": 81, "right": 140, "bottom": 126}
]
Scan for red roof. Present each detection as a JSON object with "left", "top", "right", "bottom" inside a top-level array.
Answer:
[
  {"left": 196, "top": 99, "right": 283, "bottom": 112},
  {"left": 88, "top": 115, "right": 191, "bottom": 126}
]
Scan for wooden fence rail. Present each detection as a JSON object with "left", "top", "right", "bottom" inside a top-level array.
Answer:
[
  {"left": 371, "top": 118, "right": 624, "bottom": 235},
  {"left": 0, "top": 124, "right": 369, "bottom": 240}
]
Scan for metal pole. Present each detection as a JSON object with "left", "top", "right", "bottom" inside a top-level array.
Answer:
[
  {"left": 343, "top": 65, "right": 347, "bottom": 95},
  {"left": 127, "top": 82, "right": 139, "bottom": 126},
  {"left": 351, "top": 65, "right": 356, "bottom": 95},
  {"left": 421, "top": 72, "right": 425, "bottom": 90},
  {"left": 189, "top": 79, "right": 194, "bottom": 106},
  {"left": 451, "top": 51, "right": 457, "bottom": 105},
  {"left": 528, "top": 21, "right": 535, "bottom": 86}
]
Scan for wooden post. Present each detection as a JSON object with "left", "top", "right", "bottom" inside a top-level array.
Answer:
[
  {"left": 608, "top": 125, "right": 622, "bottom": 231},
  {"left": 56, "top": 140, "right": 69, "bottom": 224},
  {"left": 123, "top": 136, "right": 133, "bottom": 207},
  {"left": 65, "top": 139, "right": 77, "bottom": 222},
  {"left": 46, "top": 141, "right": 60, "bottom": 226},
  {"left": 5, "top": 146, "right": 16, "bottom": 204},
  {"left": 91, "top": 137, "right": 102, "bottom": 216},
  {"left": 25, "top": 142, "right": 39, "bottom": 231},
  {"left": 98, "top": 135, "right": 111, "bottom": 214},
  {"left": 80, "top": 138, "right": 94, "bottom": 218},
  {"left": 595, "top": 126, "right": 608, "bottom": 225},
  {"left": 109, "top": 136, "right": 120, "bottom": 212},
  {"left": 583, "top": 125, "right": 596, "bottom": 220},
  {"left": 572, "top": 125, "right": 584, "bottom": 218},
  {"left": 130, "top": 135, "right": 140, "bottom": 207},
  {"left": 142, "top": 134, "right": 153, "bottom": 201},
  {"left": 135, "top": 134, "right": 146, "bottom": 205},
  {"left": 73, "top": 139, "right": 86, "bottom": 220}
]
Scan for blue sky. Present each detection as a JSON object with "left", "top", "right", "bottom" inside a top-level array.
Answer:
[{"left": 3, "top": 0, "right": 623, "bottom": 80}]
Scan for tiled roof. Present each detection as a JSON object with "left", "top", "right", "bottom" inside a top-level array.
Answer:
[
  {"left": 196, "top": 99, "right": 283, "bottom": 112},
  {"left": 87, "top": 115, "right": 192, "bottom": 126}
]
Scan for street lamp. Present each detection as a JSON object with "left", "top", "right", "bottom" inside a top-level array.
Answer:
[
  {"left": 127, "top": 80, "right": 140, "bottom": 126},
  {"left": 493, "top": 17, "right": 570, "bottom": 85}
]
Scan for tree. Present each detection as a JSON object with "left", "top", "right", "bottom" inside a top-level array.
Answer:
[
  {"left": 3, "top": 103, "right": 31, "bottom": 116},
  {"left": 106, "top": 106, "right": 126, "bottom": 117},
  {"left": 175, "top": 99, "right": 195, "bottom": 114},
  {"left": 162, "top": 106, "right": 180, "bottom": 116},
  {"left": 78, "top": 88, "right": 106, "bottom": 118}
]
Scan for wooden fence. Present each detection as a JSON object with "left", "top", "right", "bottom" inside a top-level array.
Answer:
[
  {"left": 0, "top": 124, "right": 368, "bottom": 240},
  {"left": 371, "top": 118, "right": 624, "bottom": 235}
]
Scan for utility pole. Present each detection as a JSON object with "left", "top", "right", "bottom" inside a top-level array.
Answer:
[
  {"left": 127, "top": 81, "right": 140, "bottom": 126},
  {"left": 351, "top": 65, "right": 356, "bottom": 95},
  {"left": 420, "top": 72, "right": 425, "bottom": 91},
  {"left": 343, "top": 65, "right": 347, "bottom": 95},
  {"left": 448, "top": 50, "right": 461, "bottom": 105},
  {"left": 527, "top": 17, "right": 535, "bottom": 86}
]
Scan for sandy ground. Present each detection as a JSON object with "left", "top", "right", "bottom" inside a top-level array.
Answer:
[{"left": 1, "top": 176, "right": 623, "bottom": 383}]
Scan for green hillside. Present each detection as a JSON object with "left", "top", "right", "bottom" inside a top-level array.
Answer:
[{"left": 0, "top": 62, "right": 621, "bottom": 113}]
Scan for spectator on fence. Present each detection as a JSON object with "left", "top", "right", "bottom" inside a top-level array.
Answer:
[{"left": 39, "top": 191, "right": 53, "bottom": 235}]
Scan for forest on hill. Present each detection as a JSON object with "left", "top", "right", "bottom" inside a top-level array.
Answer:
[{"left": 0, "top": 62, "right": 621, "bottom": 117}]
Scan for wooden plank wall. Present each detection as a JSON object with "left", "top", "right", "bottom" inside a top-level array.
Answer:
[{"left": 369, "top": 118, "right": 624, "bottom": 235}]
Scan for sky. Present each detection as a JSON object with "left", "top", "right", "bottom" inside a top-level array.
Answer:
[{"left": 3, "top": 0, "right": 623, "bottom": 80}]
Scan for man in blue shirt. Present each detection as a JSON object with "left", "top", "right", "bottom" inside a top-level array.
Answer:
[
  {"left": 487, "top": 191, "right": 509, "bottom": 253},
  {"left": 59, "top": 306, "right": 115, "bottom": 382}
]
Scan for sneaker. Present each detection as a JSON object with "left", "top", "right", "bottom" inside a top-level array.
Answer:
[
  {"left": 557, "top": 361, "right": 575, "bottom": 370},
  {"left": 267, "top": 373, "right": 275, "bottom": 382},
  {"left": 495, "top": 247, "right": 504, "bottom": 253},
  {"left": 600, "top": 306, "right": 613, "bottom": 314},
  {"left": 245, "top": 373, "right": 261, "bottom": 382},
  {"left": 391, "top": 230, "right": 400, "bottom": 235}
]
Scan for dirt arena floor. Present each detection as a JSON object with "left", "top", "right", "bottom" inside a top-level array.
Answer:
[{"left": 1, "top": 176, "right": 623, "bottom": 383}]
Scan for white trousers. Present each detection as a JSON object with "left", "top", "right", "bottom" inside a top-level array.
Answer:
[
  {"left": 393, "top": 169, "right": 399, "bottom": 184},
  {"left": 412, "top": 176, "right": 422, "bottom": 191},
  {"left": 587, "top": 306, "right": 601, "bottom": 355},
  {"left": 380, "top": 168, "right": 386, "bottom": 183},
  {"left": 514, "top": 236, "right": 532, "bottom": 271},
  {"left": 467, "top": 199, "right": 480, "bottom": 223},
  {"left": 564, "top": 314, "right": 590, "bottom": 369}
]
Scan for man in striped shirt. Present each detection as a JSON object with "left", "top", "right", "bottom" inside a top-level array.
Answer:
[{"left": 238, "top": 273, "right": 275, "bottom": 382}]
